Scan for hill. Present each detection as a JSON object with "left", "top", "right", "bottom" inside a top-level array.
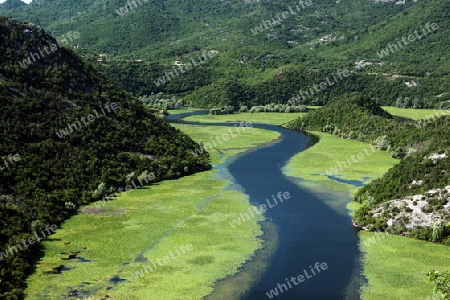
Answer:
[
  {"left": 322, "top": 0, "right": 450, "bottom": 75},
  {"left": 0, "top": 17, "right": 209, "bottom": 298},
  {"left": 354, "top": 117, "right": 450, "bottom": 244},
  {"left": 0, "top": 0, "right": 26, "bottom": 10},
  {"left": 0, "top": 0, "right": 414, "bottom": 58},
  {"left": 286, "top": 92, "right": 403, "bottom": 145},
  {"left": 2, "top": 0, "right": 449, "bottom": 108},
  {"left": 286, "top": 93, "right": 450, "bottom": 245}
]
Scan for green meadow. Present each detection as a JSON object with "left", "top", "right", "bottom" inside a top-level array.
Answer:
[
  {"left": 360, "top": 231, "right": 450, "bottom": 299},
  {"left": 282, "top": 132, "right": 399, "bottom": 193},
  {"left": 25, "top": 125, "right": 280, "bottom": 299},
  {"left": 382, "top": 106, "right": 450, "bottom": 121},
  {"left": 282, "top": 131, "right": 449, "bottom": 299},
  {"left": 184, "top": 112, "right": 308, "bottom": 126},
  {"left": 171, "top": 124, "right": 280, "bottom": 165}
]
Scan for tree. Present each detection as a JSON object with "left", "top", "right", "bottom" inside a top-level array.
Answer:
[
  {"left": 239, "top": 106, "right": 248, "bottom": 112},
  {"left": 427, "top": 270, "right": 450, "bottom": 299},
  {"left": 92, "top": 182, "right": 107, "bottom": 199},
  {"left": 31, "top": 220, "right": 44, "bottom": 233},
  {"left": 432, "top": 222, "right": 445, "bottom": 243}
]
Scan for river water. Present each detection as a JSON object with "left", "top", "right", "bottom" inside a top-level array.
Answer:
[{"left": 167, "top": 112, "right": 362, "bottom": 299}]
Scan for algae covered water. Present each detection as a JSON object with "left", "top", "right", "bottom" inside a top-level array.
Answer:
[
  {"left": 168, "top": 113, "right": 362, "bottom": 299},
  {"left": 228, "top": 124, "right": 361, "bottom": 299}
]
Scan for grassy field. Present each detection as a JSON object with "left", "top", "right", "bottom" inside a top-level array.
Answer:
[
  {"left": 172, "top": 106, "right": 449, "bottom": 125},
  {"left": 25, "top": 125, "right": 280, "bottom": 300},
  {"left": 360, "top": 231, "right": 450, "bottom": 299},
  {"left": 282, "top": 132, "right": 399, "bottom": 193},
  {"left": 184, "top": 112, "right": 308, "bottom": 126},
  {"left": 172, "top": 124, "right": 280, "bottom": 165},
  {"left": 382, "top": 106, "right": 450, "bottom": 121},
  {"left": 283, "top": 131, "right": 449, "bottom": 299}
]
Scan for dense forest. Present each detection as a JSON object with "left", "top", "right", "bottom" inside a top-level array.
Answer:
[
  {"left": 287, "top": 92, "right": 402, "bottom": 144},
  {"left": 1, "top": 0, "right": 449, "bottom": 108},
  {"left": 0, "top": 18, "right": 210, "bottom": 298}
]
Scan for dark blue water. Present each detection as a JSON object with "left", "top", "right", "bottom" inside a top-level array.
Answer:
[
  {"left": 326, "top": 175, "right": 365, "bottom": 187},
  {"left": 228, "top": 125, "right": 361, "bottom": 300},
  {"left": 167, "top": 112, "right": 362, "bottom": 300},
  {"left": 165, "top": 109, "right": 209, "bottom": 122}
]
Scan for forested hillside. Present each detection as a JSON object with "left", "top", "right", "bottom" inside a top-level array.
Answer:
[
  {"left": 0, "top": 17, "right": 210, "bottom": 298},
  {"left": 0, "top": 0, "right": 415, "bottom": 57},
  {"left": 287, "top": 93, "right": 450, "bottom": 244},
  {"left": 2, "top": 0, "right": 449, "bottom": 108},
  {"left": 286, "top": 93, "right": 403, "bottom": 147},
  {"left": 354, "top": 117, "right": 450, "bottom": 244}
]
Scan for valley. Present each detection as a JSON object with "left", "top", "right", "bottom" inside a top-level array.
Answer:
[
  {"left": 0, "top": 0, "right": 449, "bottom": 298},
  {"left": 22, "top": 109, "right": 448, "bottom": 299},
  {"left": 24, "top": 118, "right": 279, "bottom": 299}
]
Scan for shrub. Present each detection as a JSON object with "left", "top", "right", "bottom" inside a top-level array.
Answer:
[
  {"left": 92, "top": 182, "right": 107, "bottom": 199},
  {"left": 426, "top": 270, "right": 450, "bottom": 299}
]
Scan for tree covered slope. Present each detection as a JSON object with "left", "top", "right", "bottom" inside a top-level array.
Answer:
[
  {"left": 286, "top": 92, "right": 402, "bottom": 143},
  {"left": 0, "top": 17, "right": 209, "bottom": 298},
  {"left": 287, "top": 93, "right": 450, "bottom": 245},
  {"left": 2, "top": 0, "right": 449, "bottom": 109}
]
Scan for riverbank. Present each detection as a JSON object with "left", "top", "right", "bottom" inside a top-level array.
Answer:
[
  {"left": 282, "top": 130, "right": 450, "bottom": 299},
  {"left": 381, "top": 106, "right": 450, "bottom": 121},
  {"left": 179, "top": 109, "right": 450, "bottom": 299},
  {"left": 26, "top": 109, "right": 449, "bottom": 299},
  {"left": 176, "top": 110, "right": 450, "bottom": 299},
  {"left": 171, "top": 123, "right": 279, "bottom": 165},
  {"left": 282, "top": 131, "right": 398, "bottom": 193},
  {"left": 25, "top": 124, "right": 280, "bottom": 299},
  {"left": 184, "top": 111, "right": 309, "bottom": 126}
]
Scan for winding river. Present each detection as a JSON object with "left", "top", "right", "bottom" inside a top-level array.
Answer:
[{"left": 167, "top": 112, "right": 362, "bottom": 300}]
